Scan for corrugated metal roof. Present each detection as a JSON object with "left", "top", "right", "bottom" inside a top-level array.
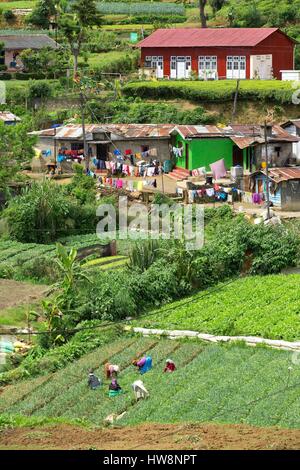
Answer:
[
  {"left": 172, "top": 124, "right": 299, "bottom": 144},
  {"left": 253, "top": 167, "right": 300, "bottom": 183},
  {"left": 230, "top": 136, "right": 257, "bottom": 149},
  {"left": 0, "top": 111, "right": 20, "bottom": 122},
  {"left": 0, "top": 34, "right": 58, "bottom": 50},
  {"left": 52, "top": 123, "right": 174, "bottom": 140},
  {"left": 137, "top": 28, "right": 293, "bottom": 48},
  {"left": 269, "top": 167, "right": 300, "bottom": 182}
]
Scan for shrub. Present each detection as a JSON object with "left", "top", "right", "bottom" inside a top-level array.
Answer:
[
  {"left": 66, "top": 164, "right": 96, "bottom": 204},
  {"left": 4, "top": 181, "right": 73, "bottom": 243},
  {"left": 3, "top": 10, "right": 16, "bottom": 23},
  {"left": 28, "top": 81, "right": 53, "bottom": 100},
  {"left": 0, "top": 72, "right": 12, "bottom": 81},
  {"left": 19, "top": 256, "right": 59, "bottom": 283},
  {"left": 123, "top": 81, "right": 295, "bottom": 105}
]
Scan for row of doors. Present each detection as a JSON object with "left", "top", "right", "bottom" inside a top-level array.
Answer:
[{"left": 146, "top": 55, "right": 273, "bottom": 80}]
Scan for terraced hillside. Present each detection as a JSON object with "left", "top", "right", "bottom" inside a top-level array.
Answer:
[
  {"left": 1, "top": 335, "right": 300, "bottom": 429},
  {"left": 135, "top": 275, "right": 300, "bottom": 342}
]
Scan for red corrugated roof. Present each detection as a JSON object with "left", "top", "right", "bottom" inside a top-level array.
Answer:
[{"left": 137, "top": 28, "right": 295, "bottom": 48}]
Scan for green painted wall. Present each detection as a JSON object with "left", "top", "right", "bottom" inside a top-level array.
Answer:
[
  {"left": 189, "top": 138, "right": 234, "bottom": 171},
  {"left": 174, "top": 134, "right": 248, "bottom": 171}
]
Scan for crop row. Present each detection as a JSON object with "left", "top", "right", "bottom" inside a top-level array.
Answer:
[
  {"left": 97, "top": 2, "right": 185, "bottom": 16},
  {"left": 0, "top": 375, "right": 51, "bottom": 413},
  {"left": 6, "top": 337, "right": 137, "bottom": 416},
  {"left": 4, "top": 337, "right": 300, "bottom": 429},
  {"left": 35, "top": 336, "right": 160, "bottom": 419}
]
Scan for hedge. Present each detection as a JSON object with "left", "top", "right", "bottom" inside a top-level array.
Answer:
[{"left": 123, "top": 80, "right": 296, "bottom": 104}]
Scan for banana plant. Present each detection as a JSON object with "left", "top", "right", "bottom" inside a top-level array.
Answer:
[{"left": 54, "top": 242, "right": 91, "bottom": 294}]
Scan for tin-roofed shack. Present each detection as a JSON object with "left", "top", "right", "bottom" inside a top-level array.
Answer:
[
  {"left": 281, "top": 120, "right": 300, "bottom": 163},
  {"left": 250, "top": 167, "right": 300, "bottom": 211},
  {"left": 30, "top": 124, "right": 174, "bottom": 172},
  {"left": 0, "top": 111, "right": 21, "bottom": 125}
]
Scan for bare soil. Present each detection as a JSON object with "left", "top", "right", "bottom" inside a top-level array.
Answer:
[
  {"left": 1, "top": 423, "right": 300, "bottom": 450},
  {"left": 0, "top": 280, "right": 48, "bottom": 311}
]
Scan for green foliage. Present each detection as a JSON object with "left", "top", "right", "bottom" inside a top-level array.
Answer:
[
  {"left": 91, "top": 51, "right": 139, "bottom": 76},
  {"left": 152, "top": 192, "right": 174, "bottom": 206},
  {"left": 3, "top": 10, "right": 16, "bottom": 23},
  {"left": 20, "top": 48, "right": 68, "bottom": 77},
  {"left": 3, "top": 181, "right": 73, "bottom": 244},
  {"left": 0, "top": 235, "right": 110, "bottom": 283},
  {"left": 59, "top": 0, "right": 102, "bottom": 76},
  {"left": 65, "top": 164, "right": 96, "bottom": 204},
  {"left": 28, "top": 81, "right": 53, "bottom": 100},
  {"left": 89, "top": 97, "right": 216, "bottom": 125},
  {"left": 138, "top": 274, "right": 300, "bottom": 341},
  {"left": 54, "top": 243, "right": 90, "bottom": 294},
  {"left": 0, "top": 121, "right": 36, "bottom": 190},
  {"left": 2, "top": 178, "right": 100, "bottom": 244},
  {"left": 123, "top": 80, "right": 296, "bottom": 105},
  {"left": 87, "top": 31, "right": 122, "bottom": 53},
  {"left": 27, "top": 0, "right": 56, "bottom": 29},
  {"left": 128, "top": 240, "right": 160, "bottom": 272},
  {"left": 20, "top": 256, "right": 59, "bottom": 283}
]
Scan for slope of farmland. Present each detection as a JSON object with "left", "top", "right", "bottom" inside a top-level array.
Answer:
[
  {"left": 1, "top": 335, "right": 300, "bottom": 430},
  {"left": 134, "top": 275, "right": 300, "bottom": 342}
]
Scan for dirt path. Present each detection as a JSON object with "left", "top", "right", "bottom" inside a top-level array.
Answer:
[
  {"left": 0, "top": 280, "right": 48, "bottom": 311},
  {"left": 1, "top": 423, "right": 300, "bottom": 450}
]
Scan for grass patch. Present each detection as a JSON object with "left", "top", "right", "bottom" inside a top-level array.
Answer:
[
  {"left": 0, "top": 1, "right": 36, "bottom": 9},
  {"left": 0, "top": 304, "right": 35, "bottom": 327}
]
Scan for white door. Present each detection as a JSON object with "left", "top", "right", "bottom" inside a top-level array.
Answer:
[
  {"left": 250, "top": 55, "right": 272, "bottom": 79},
  {"left": 177, "top": 61, "right": 186, "bottom": 79},
  {"left": 170, "top": 57, "right": 177, "bottom": 79},
  {"left": 227, "top": 56, "right": 246, "bottom": 79},
  {"left": 151, "top": 56, "right": 164, "bottom": 79},
  {"left": 156, "top": 62, "right": 164, "bottom": 79}
]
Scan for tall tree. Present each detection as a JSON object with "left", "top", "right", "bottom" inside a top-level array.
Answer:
[
  {"left": 199, "top": 0, "right": 207, "bottom": 28},
  {"left": 209, "top": 0, "right": 226, "bottom": 15},
  {"left": 0, "top": 122, "right": 36, "bottom": 191},
  {"left": 27, "top": 0, "right": 57, "bottom": 29},
  {"left": 59, "top": 0, "right": 102, "bottom": 78}
]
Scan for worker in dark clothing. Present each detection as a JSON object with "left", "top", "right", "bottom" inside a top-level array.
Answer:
[{"left": 88, "top": 369, "right": 102, "bottom": 390}]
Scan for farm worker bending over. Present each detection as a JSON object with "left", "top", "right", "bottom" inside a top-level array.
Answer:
[
  {"left": 104, "top": 362, "right": 120, "bottom": 379},
  {"left": 132, "top": 356, "right": 152, "bottom": 375},
  {"left": 88, "top": 369, "right": 102, "bottom": 390},
  {"left": 164, "top": 359, "right": 176, "bottom": 373},
  {"left": 132, "top": 380, "right": 149, "bottom": 402},
  {"left": 108, "top": 378, "right": 123, "bottom": 398}
]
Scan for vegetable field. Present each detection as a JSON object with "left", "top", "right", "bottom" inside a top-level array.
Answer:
[
  {"left": 0, "top": 235, "right": 115, "bottom": 282},
  {"left": 135, "top": 275, "right": 300, "bottom": 342},
  {"left": 97, "top": 2, "right": 185, "bottom": 16},
  {"left": 123, "top": 80, "right": 296, "bottom": 104},
  {"left": 1, "top": 335, "right": 300, "bottom": 429}
]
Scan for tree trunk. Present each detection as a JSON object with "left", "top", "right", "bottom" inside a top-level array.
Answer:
[
  {"left": 199, "top": 0, "right": 207, "bottom": 28},
  {"left": 73, "top": 51, "right": 79, "bottom": 79}
]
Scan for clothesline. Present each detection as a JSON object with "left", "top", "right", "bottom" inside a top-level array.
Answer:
[{"left": 98, "top": 176, "right": 157, "bottom": 191}]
